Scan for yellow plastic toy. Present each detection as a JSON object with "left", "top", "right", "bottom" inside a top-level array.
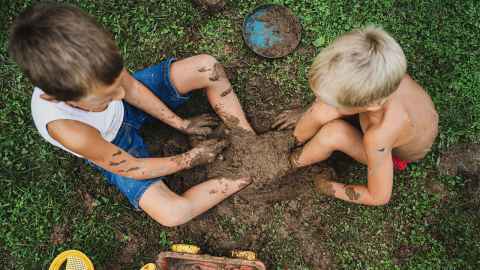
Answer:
[
  {"left": 50, "top": 250, "right": 156, "bottom": 270},
  {"left": 156, "top": 244, "right": 266, "bottom": 269},
  {"left": 139, "top": 263, "right": 157, "bottom": 270},
  {"left": 49, "top": 250, "right": 94, "bottom": 270},
  {"left": 231, "top": 250, "right": 257, "bottom": 261},
  {"left": 171, "top": 244, "right": 201, "bottom": 254}
]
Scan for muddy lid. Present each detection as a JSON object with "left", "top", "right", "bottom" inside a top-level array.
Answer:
[{"left": 243, "top": 4, "right": 302, "bottom": 58}]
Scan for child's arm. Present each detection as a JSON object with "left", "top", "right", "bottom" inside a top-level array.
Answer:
[
  {"left": 121, "top": 70, "right": 215, "bottom": 136},
  {"left": 273, "top": 100, "right": 342, "bottom": 144},
  {"left": 48, "top": 120, "right": 226, "bottom": 180},
  {"left": 316, "top": 130, "right": 395, "bottom": 206}
]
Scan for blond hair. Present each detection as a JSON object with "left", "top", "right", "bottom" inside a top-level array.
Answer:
[{"left": 308, "top": 26, "right": 407, "bottom": 107}]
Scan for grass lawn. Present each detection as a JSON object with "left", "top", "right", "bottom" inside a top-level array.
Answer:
[{"left": 1, "top": 0, "right": 479, "bottom": 269}]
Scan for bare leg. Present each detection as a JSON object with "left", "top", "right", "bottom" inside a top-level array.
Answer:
[
  {"left": 139, "top": 177, "right": 251, "bottom": 227},
  {"left": 291, "top": 119, "right": 368, "bottom": 168},
  {"left": 170, "top": 54, "right": 255, "bottom": 133}
]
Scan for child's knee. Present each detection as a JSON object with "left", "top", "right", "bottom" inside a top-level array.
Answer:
[
  {"left": 196, "top": 53, "right": 218, "bottom": 68},
  {"left": 149, "top": 199, "right": 193, "bottom": 227},
  {"left": 195, "top": 54, "right": 228, "bottom": 85},
  {"left": 317, "top": 120, "right": 354, "bottom": 148}
]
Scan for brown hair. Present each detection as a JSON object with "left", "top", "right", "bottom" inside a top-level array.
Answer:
[
  {"left": 308, "top": 26, "right": 406, "bottom": 107},
  {"left": 8, "top": 3, "right": 123, "bottom": 101}
]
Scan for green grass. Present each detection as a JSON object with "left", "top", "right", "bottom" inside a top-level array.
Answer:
[{"left": 1, "top": 0, "right": 479, "bottom": 269}]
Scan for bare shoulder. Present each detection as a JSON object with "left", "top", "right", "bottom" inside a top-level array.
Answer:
[
  {"left": 363, "top": 111, "right": 407, "bottom": 151},
  {"left": 47, "top": 119, "right": 106, "bottom": 158}
]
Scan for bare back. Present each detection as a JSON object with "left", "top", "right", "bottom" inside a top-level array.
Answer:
[{"left": 360, "top": 75, "right": 439, "bottom": 161}]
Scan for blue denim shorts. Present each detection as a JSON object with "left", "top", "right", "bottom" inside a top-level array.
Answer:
[{"left": 91, "top": 58, "right": 190, "bottom": 210}]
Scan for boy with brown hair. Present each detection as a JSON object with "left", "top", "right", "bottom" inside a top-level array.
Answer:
[
  {"left": 9, "top": 3, "right": 254, "bottom": 226},
  {"left": 273, "top": 26, "right": 438, "bottom": 206}
]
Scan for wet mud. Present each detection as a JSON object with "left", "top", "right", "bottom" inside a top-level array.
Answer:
[
  {"left": 139, "top": 76, "right": 334, "bottom": 268},
  {"left": 205, "top": 128, "right": 296, "bottom": 187}
]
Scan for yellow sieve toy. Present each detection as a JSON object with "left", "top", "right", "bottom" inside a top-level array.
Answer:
[{"left": 49, "top": 250, "right": 94, "bottom": 270}]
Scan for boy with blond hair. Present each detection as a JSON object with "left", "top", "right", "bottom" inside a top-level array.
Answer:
[
  {"left": 273, "top": 26, "right": 438, "bottom": 205},
  {"left": 9, "top": 3, "right": 254, "bottom": 226}
]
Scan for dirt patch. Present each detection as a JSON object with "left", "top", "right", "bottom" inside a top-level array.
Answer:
[
  {"left": 439, "top": 143, "right": 480, "bottom": 199},
  {"left": 439, "top": 143, "right": 480, "bottom": 178},
  {"left": 168, "top": 165, "right": 333, "bottom": 268},
  {"left": 205, "top": 128, "right": 295, "bottom": 186},
  {"left": 192, "top": 0, "right": 225, "bottom": 13},
  {"left": 50, "top": 224, "right": 69, "bottom": 246},
  {"left": 250, "top": 5, "right": 302, "bottom": 58},
  {"left": 139, "top": 78, "right": 333, "bottom": 268},
  {"left": 103, "top": 227, "right": 147, "bottom": 269}
]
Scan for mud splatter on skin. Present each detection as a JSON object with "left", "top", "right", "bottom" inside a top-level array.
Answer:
[
  {"left": 314, "top": 177, "right": 336, "bottom": 196},
  {"left": 209, "top": 189, "right": 218, "bottom": 194},
  {"left": 187, "top": 140, "right": 228, "bottom": 168},
  {"left": 208, "top": 63, "right": 227, "bottom": 81},
  {"left": 198, "top": 66, "right": 211, "bottom": 72},
  {"left": 220, "top": 87, "right": 233, "bottom": 97},
  {"left": 126, "top": 167, "right": 140, "bottom": 172},
  {"left": 112, "top": 150, "right": 122, "bottom": 157},
  {"left": 109, "top": 160, "right": 127, "bottom": 166},
  {"left": 345, "top": 186, "right": 361, "bottom": 201},
  {"left": 213, "top": 104, "right": 243, "bottom": 131},
  {"left": 168, "top": 155, "right": 185, "bottom": 166},
  {"left": 289, "top": 148, "right": 303, "bottom": 168}
]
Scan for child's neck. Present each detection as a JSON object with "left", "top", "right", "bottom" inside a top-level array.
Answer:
[{"left": 66, "top": 102, "right": 108, "bottom": 112}]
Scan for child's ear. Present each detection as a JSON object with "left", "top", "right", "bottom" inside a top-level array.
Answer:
[{"left": 40, "top": 93, "right": 59, "bottom": 103}]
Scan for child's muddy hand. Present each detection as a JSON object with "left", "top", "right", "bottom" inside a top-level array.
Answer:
[
  {"left": 189, "top": 139, "right": 229, "bottom": 167},
  {"left": 181, "top": 114, "right": 219, "bottom": 136},
  {"left": 272, "top": 108, "right": 304, "bottom": 130}
]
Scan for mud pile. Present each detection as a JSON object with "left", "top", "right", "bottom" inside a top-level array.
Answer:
[{"left": 206, "top": 128, "right": 295, "bottom": 189}]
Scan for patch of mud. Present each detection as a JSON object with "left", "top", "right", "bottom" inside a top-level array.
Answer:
[
  {"left": 78, "top": 190, "right": 96, "bottom": 215},
  {"left": 206, "top": 128, "right": 295, "bottom": 187},
  {"left": 104, "top": 230, "right": 145, "bottom": 270},
  {"left": 439, "top": 143, "right": 480, "bottom": 199},
  {"left": 50, "top": 224, "right": 69, "bottom": 245},
  {"left": 439, "top": 143, "right": 480, "bottom": 178},
  {"left": 170, "top": 165, "right": 333, "bottom": 268},
  {"left": 250, "top": 5, "right": 302, "bottom": 58},
  {"left": 141, "top": 91, "right": 332, "bottom": 268},
  {"left": 192, "top": 0, "right": 225, "bottom": 12}
]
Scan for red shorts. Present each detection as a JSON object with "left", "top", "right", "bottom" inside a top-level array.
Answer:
[{"left": 392, "top": 156, "right": 411, "bottom": 171}]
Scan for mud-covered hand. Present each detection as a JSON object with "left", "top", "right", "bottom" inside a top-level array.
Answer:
[
  {"left": 271, "top": 108, "right": 304, "bottom": 130},
  {"left": 181, "top": 114, "right": 219, "bottom": 136},
  {"left": 188, "top": 139, "right": 229, "bottom": 167}
]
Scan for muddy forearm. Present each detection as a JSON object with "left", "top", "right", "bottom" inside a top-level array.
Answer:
[
  {"left": 317, "top": 180, "right": 386, "bottom": 206},
  {"left": 112, "top": 152, "right": 198, "bottom": 180},
  {"left": 124, "top": 74, "right": 186, "bottom": 130}
]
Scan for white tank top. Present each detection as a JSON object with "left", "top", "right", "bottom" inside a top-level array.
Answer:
[{"left": 31, "top": 87, "right": 124, "bottom": 157}]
